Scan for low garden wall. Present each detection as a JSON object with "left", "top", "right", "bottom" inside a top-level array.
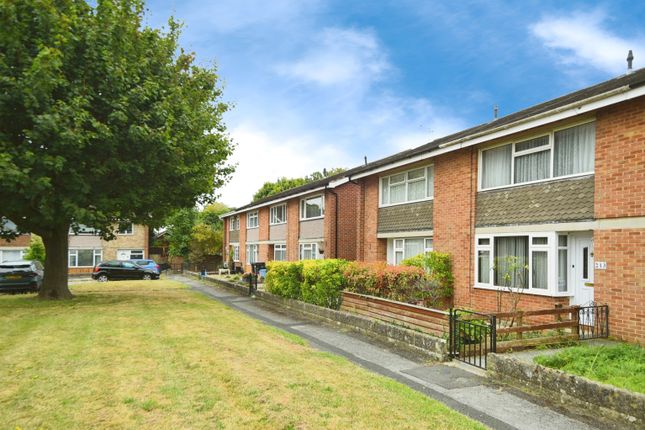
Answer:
[
  {"left": 190, "top": 273, "right": 448, "bottom": 361},
  {"left": 488, "top": 353, "right": 644, "bottom": 428}
]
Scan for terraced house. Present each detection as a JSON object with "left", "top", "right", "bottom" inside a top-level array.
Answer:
[{"left": 223, "top": 68, "right": 645, "bottom": 343}]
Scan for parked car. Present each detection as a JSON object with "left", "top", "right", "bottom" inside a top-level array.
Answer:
[
  {"left": 0, "top": 260, "right": 44, "bottom": 293},
  {"left": 91, "top": 260, "right": 159, "bottom": 282},
  {"left": 130, "top": 259, "right": 161, "bottom": 275}
]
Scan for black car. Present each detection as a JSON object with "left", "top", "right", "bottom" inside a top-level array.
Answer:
[
  {"left": 0, "top": 260, "right": 44, "bottom": 293},
  {"left": 91, "top": 260, "right": 159, "bottom": 282}
]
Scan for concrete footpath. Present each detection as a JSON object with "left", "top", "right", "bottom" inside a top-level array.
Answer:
[{"left": 175, "top": 275, "right": 605, "bottom": 430}]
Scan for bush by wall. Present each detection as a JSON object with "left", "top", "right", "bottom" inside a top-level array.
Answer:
[
  {"left": 343, "top": 262, "right": 427, "bottom": 303},
  {"left": 401, "top": 251, "right": 454, "bottom": 306},
  {"left": 301, "top": 259, "right": 349, "bottom": 309},
  {"left": 265, "top": 261, "right": 304, "bottom": 299}
]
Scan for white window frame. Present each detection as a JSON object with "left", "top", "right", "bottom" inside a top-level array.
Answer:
[
  {"left": 117, "top": 223, "right": 134, "bottom": 235},
  {"left": 246, "top": 211, "right": 259, "bottom": 229},
  {"left": 299, "top": 242, "right": 320, "bottom": 260},
  {"left": 273, "top": 244, "right": 287, "bottom": 261},
  {"left": 232, "top": 245, "right": 240, "bottom": 262},
  {"left": 300, "top": 195, "right": 325, "bottom": 220},
  {"left": 390, "top": 237, "right": 433, "bottom": 265},
  {"left": 69, "top": 224, "right": 99, "bottom": 235},
  {"left": 270, "top": 204, "right": 287, "bottom": 225},
  {"left": 0, "top": 248, "right": 26, "bottom": 262},
  {"left": 229, "top": 216, "right": 240, "bottom": 231},
  {"left": 68, "top": 249, "right": 102, "bottom": 267},
  {"left": 474, "top": 232, "right": 569, "bottom": 297},
  {"left": 380, "top": 164, "right": 434, "bottom": 207},
  {"left": 478, "top": 120, "right": 595, "bottom": 192},
  {"left": 246, "top": 244, "right": 259, "bottom": 264}
]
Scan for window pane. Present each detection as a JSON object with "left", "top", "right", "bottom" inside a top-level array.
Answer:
[
  {"left": 394, "top": 239, "right": 404, "bottom": 250},
  {"left": 424, "top": 238, "right": 433, "bottom": 251},
  {"left": 68, "top": 253, "right": 77, "bottom": 267},
  {"left": 94, "top": 252, "right": 102, "bottom": 266},
  {"left": 554, "top": 122, "right": 595, "bottom": 176},
  {"left": 514, "top": 150, "right": 550, "bottom": 183},
  {"left": 558, "top": 249, "right": 568, "bottom": 292},
  {"left": 304, "top": 197, "right": 323, "bottom": 218},
  {"left": 407, "top": 180, "right": 426, "bottom": 201},
  {"left": 131, "top": 250, "right": 144, "bottom": 259},
  {"left": 532, "top": 237, "right": 548, "bottom": 245},
  {"left": 494, "top": 236, "right": 528, "bottom": 288},
  {"left": 482, "top": 145, "right": 512, "bottom": 188},
  {"left": 408, "top": 168, "right": 425, "bottom": 180},
  {"left": 404, "top": 239, "right": 424, "bottom": 259},
  {"left": 2, "top": 250, "right": 22, "bottom": 262},
  {"left": 390, "top": 173, "right": 405, "bottom": 184},
  {"left": 395, "top": 251, "right": 404, "bottom": 265},
  {"left": 532, "top": 251, "right": 548, "bottom": 289},
  {"left": 389, "top": 183, "right": 406, "bottom": 204},
  {"left": 515, "top": 136, "right": 549, "bottom": 152},
  {"left": 558, "top": 235, "right": 568, "bottom": 247},
  {"left": 78, "top": 249, "right": 94, "bottom": 267},
  {"left": 478, "top": 238, "right": 490, "bottom": 246},
  {"left": 426, "top": 166, "right": 434, "bottom": 198},
  {"left": 478, "top": 250, "right": 490, "bottom": 284},
  {"left": 582, "top": 247, "right": 589, "bottom": 279},
  {"left": 381, "top": 178, "right": 389, "bottom": 204}
]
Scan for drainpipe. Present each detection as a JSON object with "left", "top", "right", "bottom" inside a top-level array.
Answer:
[{"left": 325, "top": 185, "right": 339, "bottom": 258}]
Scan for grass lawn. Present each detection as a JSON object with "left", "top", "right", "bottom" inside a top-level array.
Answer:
[
  {"left": 0, "top": 280, "right": 486, "bottom": 429},
  {"left": 534, "top": 343, "right": 645, "bottom": 393}
]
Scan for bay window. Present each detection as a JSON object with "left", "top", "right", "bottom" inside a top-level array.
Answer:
[
  {"left": 380, "top": 165, "right": 434, "bottom": 206},
  {"left": 480, "top": 121, "right": 595, "bottom": 190},
  {"left": 270, "top": 204, "right": 287, "bottom": 225},
  {"left": 300, "top": 195, "right": 324, "bottom": 220},
  {"left": 476, "top": 232, "right": 570, "bottom": 296}
]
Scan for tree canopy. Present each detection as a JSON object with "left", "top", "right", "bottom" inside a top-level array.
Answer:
[
  {"left": 0, "top": 0, "right": 234, "bottom": 298},
  {"left": 252, "top": 168, "right": 346, "bottom": 201}
]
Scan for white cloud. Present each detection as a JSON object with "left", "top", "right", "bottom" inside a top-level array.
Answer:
[
  {"left": 530, "top": 11, "right": 643, "bottom": 75},
  {"left": 276, "top": 27, "right": 391, "bottom": 87}
]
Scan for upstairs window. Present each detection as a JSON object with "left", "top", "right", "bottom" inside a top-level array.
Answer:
[
  {"left": 229, "top": 216, "right": 240, "bottom": 231},
  {"left": 380, "top": 165, "right": 434, "bottom": 206},
  {"left": 480, "top": 122, "right": 595, "bottom": 190},
  {"left": 117, "top": 223, "right": 134, "bottom": 235},
  {"left": 300, "top": 195, "right": 324, "bottom": 220},
  {"left": 247, "top": 211, "right": 259, "bottom": 229},
  {"left": 270, "top": 204, "right": 287, "bottom": 225}
]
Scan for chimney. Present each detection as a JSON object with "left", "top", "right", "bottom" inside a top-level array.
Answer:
[
  {"left": 364, "top": 156, "right": 367, "bottom": 166},
  {"left": 493, "top": 104, "right": 499, "bottom": 120},
  {"left": 627, "top": 50, "right": 634, "bottom": 74}
]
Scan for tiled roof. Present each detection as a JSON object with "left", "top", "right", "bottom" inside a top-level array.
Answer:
[
  {"left": 378, "top": 201, "right": 434, "bottom": 233},
  {"left": 476, "top": 176, "right": 595, "bottom": 227}
]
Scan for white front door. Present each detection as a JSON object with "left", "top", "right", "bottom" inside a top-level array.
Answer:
[
  {"left": 116, "top": 250, "right": 130, "bottom": 260},
  {"left": 570, "top": 232, "right": 594, "bottom": 307}
]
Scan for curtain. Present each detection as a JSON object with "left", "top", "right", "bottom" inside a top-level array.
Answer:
[
  {"left": 404, "top": 239, "right": 425, "bottom": 259},
  {"left": 554, "top": 122, "right": 595, "bottom": 176},
  {"left": 408, "top": 180, "right": 425, "bottom": 200},
  {"left": 558, "top": 249, "right": 568, "bottom": 292},
  {"left": 532, "top": 251, "right": 548, "bottom": 289},
  {"left": 381, "top": 178, "right": 389, "bottom": 204},
  {"left": 514, "top": 150, "right": 550, "bottom": 183},
  {"left": 78, "top": 249, "right": 94, "bottom": 267},
  {"left": 482, "top": 145, "right": 512, "bottom": 188},
  {"left": 426, "top": 166, "right": 434, "bottom": 198},
  {"left": 494, "top": 236, "right": 528, "bottom": 288},
  {"left": 389, "top": 183, "right": 406, "bottom": 203},
  {"left": 478, "top": 250, "right": 490, "bottom": 283}
]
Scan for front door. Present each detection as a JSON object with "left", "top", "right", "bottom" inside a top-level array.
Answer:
[
  {"left": 570, "top": 232, "right": 594, "bottom": 307},
  {"left": 116, "top": 250, "right": 130, "bottom": 260}
]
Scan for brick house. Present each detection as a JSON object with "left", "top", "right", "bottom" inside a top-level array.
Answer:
[
  {"left": 0, "top": 220, "right": 31, "bottom": 262},
  {"left": 222, "top": 176, "right": 360, "bottom": 272},
  {"left": 223, "top": 69, "right": 645, "bottom": 343},
  {"left": 1, "top": 221, "right": 150, "bottom": 274}
]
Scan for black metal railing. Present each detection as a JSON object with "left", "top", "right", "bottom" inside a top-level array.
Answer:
[
  {"left": 449, "top": 309, "right": 496, "bottom": 369},
  {"left": 578, "top": 304, "right": 609, "bottom": 340}
]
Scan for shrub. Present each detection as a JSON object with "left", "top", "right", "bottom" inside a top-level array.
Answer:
[
  {"left": 344, "top": 262, "right": 426, "bottom": 303},
  {"left": 265, "top": 261, "right": 304, "bottom": 299},
  {"left": 402, "top": 252, "right": 454, "bottom": 306},
  {"left": 300, "top": 259, "right": 349, "bottom": 309}
]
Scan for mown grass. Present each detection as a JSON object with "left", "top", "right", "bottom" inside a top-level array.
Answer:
[
  {"left": 0, "top": 280, "right": 486, "bottom": 429},
  {"left": 534, "top": 343, "right": 645, "bottom": 393}
]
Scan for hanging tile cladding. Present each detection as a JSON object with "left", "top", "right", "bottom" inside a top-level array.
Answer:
[
  {"left": 476, "top": 176, "right": 595, "bottom": 227},
  {"left": 377, "top": 201, "right": 433, "bottom": 233},
  {"left": 229, "top": 230, "right": 239, "bottom": 243}
]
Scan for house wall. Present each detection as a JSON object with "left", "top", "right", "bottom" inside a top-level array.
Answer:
[
  {"left": 299, "top": 219, "right": 324, "bottom": 239},
  {"left": 269, "top": 224, "right": 287, "bottom": 241},
  {"left": 360, "top": 175, "right": 386, "bottom": 262},
  {"left": 378, "top": 201, "right": 433, "bottom": 233},
  {"left": 246, "top": 227, "right": 259, "bottom": 242},
  {"left": 258, "top": 207, "right": 270, "bottom": 262},
  {"left": 101, "top": 225, "right": 149, "bottom": 261},
  {"left": 0, "top": 235, "right": 31, "bottom": 248},
  {"left": 592, "top": 97, "right": 645, "bottom": 343},
  {"left": 335, "top": 182, "right": 360, "bottom": 260},
  {"left": 287, "top": 199, "right": 300, "bottom": 260}
]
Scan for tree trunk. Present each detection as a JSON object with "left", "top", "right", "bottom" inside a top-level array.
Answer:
[{"left": 39, "top": 225, "right": 73, "bottom": 300}]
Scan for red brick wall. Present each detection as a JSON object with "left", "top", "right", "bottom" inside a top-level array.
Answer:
[
  {"left": 287, "top": 199, "right": 300, "bottom": 260},
  {"left": 258, "top": 207, "right": 270, "bottom": 262},
  {"left": 594, "top": 229, "right": 644, "bottom": 343},
  {"left": 239, "top": 213, "right": 247, "bottom": 266},
  {"left": 433, "top": 147, "right": 477, "bottom": 309},
  {"left": 336, "top": 182, "right": 360, "bottom": 260},
  {"left": 595, "top": 97, "right": 645, "bottom": 219},
  {"left": 223, "top": 218, "right": 229, "bottom": 258},
  {"left": 323, "top": 190, "right": 337, "bottom": 258},
  {"left": 361, "top": 175, "right": 386, "bottom": 262}
]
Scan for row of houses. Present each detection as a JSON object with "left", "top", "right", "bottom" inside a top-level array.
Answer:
[
  {"left": 222, "top": 68, "right": 645, "bottom": 344},
  {"left": 0, "top": 222, "right": 150, "bottom": 274}
]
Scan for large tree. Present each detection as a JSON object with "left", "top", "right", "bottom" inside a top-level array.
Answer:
[{"left": 0, "top": 0, "right": 234, "bottom": 299}]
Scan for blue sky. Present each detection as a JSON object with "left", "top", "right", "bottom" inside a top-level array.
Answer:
[{"left": 145, "top": 0, "right": 645, "bottom": 207}]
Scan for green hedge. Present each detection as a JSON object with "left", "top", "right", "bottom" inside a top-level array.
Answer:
[
  {"left": 343, "top": 262, "right": 426, "bottom": 303},
  {"left": 266, "top": 259, "right": 348, "bottom": 309}
]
